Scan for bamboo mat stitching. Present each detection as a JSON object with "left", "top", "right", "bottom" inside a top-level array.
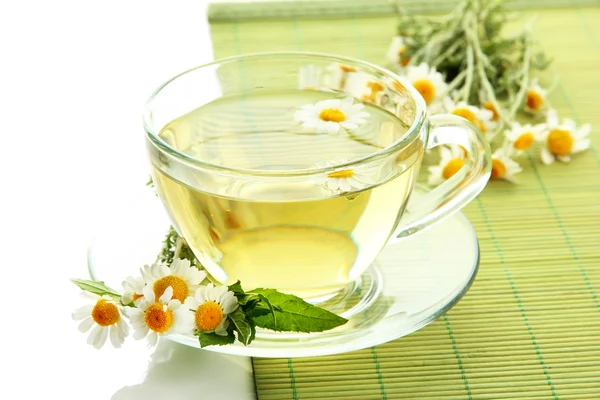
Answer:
[{"left": 476, "top": 197, "right": 559, "bottom": 399}]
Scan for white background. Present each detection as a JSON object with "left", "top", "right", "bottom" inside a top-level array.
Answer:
[{"left": 1, "top": 1, "right": 255, "bottom": 398}]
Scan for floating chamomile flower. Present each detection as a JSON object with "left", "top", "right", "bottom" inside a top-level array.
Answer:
[
  {"left": 294, "top": 97, "right": 369, "bottom": 135},
  {"left": 314, "top": 159, "right": 376, "bottom": 193}
]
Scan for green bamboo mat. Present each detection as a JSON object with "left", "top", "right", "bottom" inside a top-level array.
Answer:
[{"left": 209, "top": 5, "right": 600, "bottom": 399}]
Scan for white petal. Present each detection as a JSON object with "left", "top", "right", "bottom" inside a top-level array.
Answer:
[
  {"left": 117, "top": 318, "right": 130, "bottom": 336},
  {"left": 324, "top": 122, "right": 341, "bottom": 135},
  {"left": 556, "top": 155, "right": 571, "bottom": 163},
  {"left": 121, "top": 293, "right": 134, "bottom": 305},
  {"left": 167, "top": 299, "right": 181, "bottom": 311},
  {"left": 94, "top": 326, "right": 109, "bottom": 349},
  {"left": 326, "top": 178, "right": 339, "bottom": 191},
  {"left": 215, "top": 319, "right": 229, "bottom": 336},
  {"left": 220, "top": 296, "right": 239, "bottom": 315},
  {"left": 573, "top": 139, "right": 591, "bottom": 153},
  {"left": 189, "top": 269, "right": 207, "bottom": 285},
  {"left": 339, "top": 179, "right": 351, "bottom": 192},
  {"left": 540, "top": 148, "right": 555, "bottom": 165},
  {"left": 575, "top": 124, "right": 591, "bottom": 139},
  {"left": 72, "top": 305, "right": 93, "bottom": 321},
  {"left": 173, "top": 309, "right": 195, "bottom": 335},
  {"left": 159, "top": 286, "right": 173, "bottom": 304},
  {"left": 87, "top": 325, "right": 102, "bottom": 347},
  {"left": 78, "top": 317, "right": 95, "bottom": 333},
  {"left": 147, "top": 332, "right": 159, "bottom": 347},
  {"left": 340, "top": 122, "right": 358, "bottom": 130},
  {"left": 142, "top": 286, "right": 155, "bottom": 304},
  {"left": 109, "top": 325, "right": 124, "bottom": 348},
  {"left": 195, "top": 286, "right": 209, "bottom": 304},
  {"left": 184, "top": 297, "right": 200, "bottom": 311},
  {"left": 133, "top": 325, "right": 149, "bottom": 340}
]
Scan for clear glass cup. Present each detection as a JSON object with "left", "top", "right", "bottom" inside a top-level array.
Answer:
[{"left": 144, "top": 52, "right": 491, "bottom": 300}]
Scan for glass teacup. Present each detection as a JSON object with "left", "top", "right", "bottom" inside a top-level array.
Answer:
[{"left": 144, "top": 52, "right": 490, "bottom": 300}]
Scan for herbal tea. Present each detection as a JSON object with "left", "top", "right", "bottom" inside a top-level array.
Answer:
[{"left": 152, "top": 90, "right": 422, "bottom": 298}]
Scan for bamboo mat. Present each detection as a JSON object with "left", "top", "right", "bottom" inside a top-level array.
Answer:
[{"left": 209, "top": 4, "right": 600, "bottom": 399}]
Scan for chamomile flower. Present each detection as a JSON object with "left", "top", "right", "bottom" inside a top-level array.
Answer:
[
  {"left": 490, "top": 148, "right": 522, "bottom": 183},
  {"left": 298, "top": 64, "right": 322, "bottom": 90},
  {"left": 524, "top": 78, "right": 548, "bottom": 114},
  {"left": 403, "top": 63, "right": 447, "bottom": 106},
  {"left": 504, "top": 122, "right": 545, "bottom": 154},
  {"left": 294, "top": 97, "right": 369, "bottom": 135},
  {"left": 428, "top": 145, "right": 466, "bottom": 186},
  {"left": 316, "top": 159, "right": 376, "bottom": 192},
  {"left": 72, "top": 293, "right": 129, "bottom": 349},
  {"left": 443, "top": 98, "right": 494, "bottom": 136},
  {"left": 127, "top": 286, "right": 193, "bottom": 346},
  {"left": 386, "top": 36, "right": 411, "bottom": 68},
  {"left": 121, "top": 275, "right": 146, "bottom": 306},
  {"left": 184, "top": 283, "right": 239, "bottom": 336},
  {"left": 141, "top": 258, "right": 206, "bottom": 303},
  {"left": 482, "top": 100, "right": 501, "bottom": 122},
  {"left": 538, "top": 109, "right": 591, "bottom": 164}
]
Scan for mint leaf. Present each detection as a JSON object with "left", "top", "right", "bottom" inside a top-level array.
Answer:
[
  {"left": 72, "top": 279, "right": 121, "bottom": 301},
  {"left": 197, "top": 331, "right": 235, "bottom": 347},
  {"left": 228, "top": 308, "right": 255, "bottom": 346},
  {"left": 228, "top": 281, "right": 244, "bottom": 296},
  {"left": 256, "top": 293, "right": 277, "bottom": 326},
  {"left": 228, "top": 281, "right": 256, "bottom": 306},
  {"left": 247, "top": 288, "right": 348, "bottom": 332}
]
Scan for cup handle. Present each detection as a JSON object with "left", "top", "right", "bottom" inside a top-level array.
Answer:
[{"left": 395, "top": 114, "right": 492, "bottom": 238}]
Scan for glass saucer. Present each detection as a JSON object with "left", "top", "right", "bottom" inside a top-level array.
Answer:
[{"left": 88, "top": 185, "right": 479, "bottom": 358}]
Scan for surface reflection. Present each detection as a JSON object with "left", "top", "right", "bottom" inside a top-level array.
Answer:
[{"left": 112, "top": 340, "right": 256, "bottom": 400}]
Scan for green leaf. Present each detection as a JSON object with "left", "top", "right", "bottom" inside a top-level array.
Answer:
[
  {"left": 197, "top": 331, "right": 235, "bottom": 348},
  {"left": 71, "top": 279, "right": 121, "bottom": 300},
  {"left": 228, "top": 308, "right": 255, "bottom": 346},
  {"left": 247, "top": 288, "right": 348, "bottom": 333},
  {"left": 228, "top": 280, "right": 244, "bottom": 295},
  {"left": 256, "top": 293, "right": 277, "bottom": 326}
]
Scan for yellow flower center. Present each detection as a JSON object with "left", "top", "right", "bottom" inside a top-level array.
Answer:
[
  {"left": 526, "top": 90, "right": 544, "bottom": 110},
  {"left": 412, "top": 79, "right": 436, "bottom": 104},
  {"left": 483, "top": 101, "right": 500, "bottom": 121},
  {"left": 91, "top": 299, "right": 120, "bottom": 327},
  {"left": 153, "top": 276, "right": 188, "bottom": 302},
  {"left": 451, "top": 108, "right": 477, "bottom": 124},
  {"left": 195, "top": 301, "right": 224, "bottom": 332},
  {"left": 442, "top": 158, "right": 465, "bottom": 179},
  {"left": 547, "top": 129, "right": 574, "bottom": 156},
  {"left": 491, "top": 159, "right": 506, "bottom": 179},
  {"left": 319, "top": 108, "right": 346, "bottom": 123},
  {"left": 144, "top": 303, "right": 173, "bottom": 333},
  {"left": 513, "top": 132, "right": 534, "bottom": 150},
  {"left": 452, "top": 108, "right": 485, "bottom": 132},
  {"left": 339, "top": 65, "right": 356, "bottom": 73},
  {"left": 328, "top": 169, "right": 354, "bottom": 179}
]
